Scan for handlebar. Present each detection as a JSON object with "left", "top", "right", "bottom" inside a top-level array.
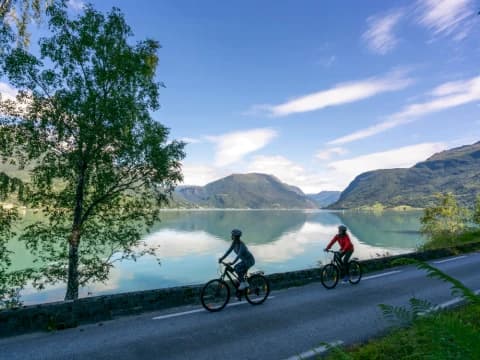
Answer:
[
  {"left": 324, "top": 249, "right": 341, "bottom": 254},
  {"left": 220, "top": 261, "right": 234, "bottom": 268}
]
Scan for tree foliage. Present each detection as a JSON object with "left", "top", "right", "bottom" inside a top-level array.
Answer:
[
  {"left": 0, "top": 1, "right": 185, "bottom": 300},
  {"left": 473, "top": 193, "right": 480, "bottom": 226},
  {"left": 420, "top": 192, "right": 470, "bottom": 245},
  {"left": 1, "top": 0, "right": 52, "bottom": 47}
]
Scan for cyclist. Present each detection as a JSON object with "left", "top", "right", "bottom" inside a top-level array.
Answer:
[
  {"left": 218, "top": 229, "right": 255, "bottom": 290},
  {"left": 324, "top": 225, "right": 354, "bottom": 283}
]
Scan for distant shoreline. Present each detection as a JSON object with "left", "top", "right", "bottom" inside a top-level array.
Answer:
[{"left": 159, "top": 207, "right": 424, "bottom": 212}]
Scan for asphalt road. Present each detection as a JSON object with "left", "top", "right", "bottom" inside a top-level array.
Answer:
[{"left": 1, "top": 252, "right": 480, "bottom": 360}]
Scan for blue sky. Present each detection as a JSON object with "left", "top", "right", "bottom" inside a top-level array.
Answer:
[{"left": 2, "top": 0, "right": 480, "bottom": 193}]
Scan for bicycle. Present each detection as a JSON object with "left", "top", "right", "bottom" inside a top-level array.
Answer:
[
  {"left": 200, "top": 261, "right": 270, "bottom": 312},
  {"left": 320, "top": 250, "right": 362, "bottom": 289}
]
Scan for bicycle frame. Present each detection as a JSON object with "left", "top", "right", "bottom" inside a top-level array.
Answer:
[
  {"left": 219, "top": 262, "right": 242, "bottom": 288},
  {"left": 219, "top": 261, "right": 265, "bottom": 287},
  {"left": 326, "top": 250, "right": 347, "bottom": 272}
]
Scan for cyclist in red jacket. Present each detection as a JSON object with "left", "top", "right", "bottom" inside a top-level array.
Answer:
[{"left": 324, "top": 225, "right": 354, "bottom": 283}]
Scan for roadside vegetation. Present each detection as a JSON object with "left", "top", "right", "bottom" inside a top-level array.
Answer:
[
  {"left": 419, "top": 192, "right": 480, "bottom": 250},
  {"left": 322, "top": 192, "right": 480, "bottom": 359},
  {"left": 0, "top": 0, "right": 185, "bottom": 305},
  {"left": 324, "top": 302, "right": 480, "bottom": 359},
  {"left": 323, "top": 259, "right": 480, "bottom": 359}
]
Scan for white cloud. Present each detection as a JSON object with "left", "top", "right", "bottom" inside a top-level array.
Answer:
[
  {"left": 180, "top": 137, "right": 202, "bottom": 144},
  {"left": 315, "top": 147, "right": 348, "bottom": 161},
  {"left": 67, "top": 0, "right": 85, "bottom": 11},
  {"left": 416, "top": 0, "right": 475, "bottom": 39},
  {"left": 363, "top": 10, "right": 404, "bottom": 55},
  {"left": 0, "top": 82, "right": 17, "bottom": 102},
  {"left": 181, "top": 142, "right": 446, "bottom": 194},
  {"left": 181, "top": 164, "right": 229, "bottom": 186},
  {"left": 247, "top": 155, "right": 336, "bottom": 193},
  {"left": 251, "top": 70, "right": 413, "bottom": 117},
  {"left": 329, "top": 75, "right": 480, "bottom": 145},
  {"left": 207, "top": 128, "right": 277, "bottom": 167},
  {"left": 326, "top": 142, "right": 447, "bottom": 188}
]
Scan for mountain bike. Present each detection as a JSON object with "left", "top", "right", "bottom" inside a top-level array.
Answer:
[
  {"left": 200, "top": 261, "right": 270, "bottom": 312},
  {"left": 320, "top": 250, "right": 362, "bottom": 289}
]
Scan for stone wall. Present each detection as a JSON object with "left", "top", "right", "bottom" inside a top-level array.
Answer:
[{"left": 1, "top": 241, "right": 479, "bottom": 338}]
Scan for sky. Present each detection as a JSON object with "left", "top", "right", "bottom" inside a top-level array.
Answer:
[{"left": 2, "top": 0, "right": 480, "bottom": 193}]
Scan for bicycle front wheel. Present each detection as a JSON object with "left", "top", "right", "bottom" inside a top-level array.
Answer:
[
  {"left": 320, "top": 264, "right": 339, "bottom": 289},
  {"left": 245, "top": 274, "right": 270, "bottom": 305},
  {"left": 348, "top": 260, "right": 362, "bottom": 284},
  {"left": 200, "top": 279, "right": 230, "bottom": 312}
]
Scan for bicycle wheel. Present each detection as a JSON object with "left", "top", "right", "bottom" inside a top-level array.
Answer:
[
  {"left": 245, "top": 274, "right": 270, "bottom": 305},
  {"left": 200, "top": 279, "right": 230, "bottom": 312},
  {"left": 320, "top": 264, "right": 339, "bottom": 289},
  {"left": 348, "top": 260, "right": 362, "bottom": 284}
]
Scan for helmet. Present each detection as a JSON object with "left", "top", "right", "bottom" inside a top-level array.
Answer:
[
  {"left": 231, "top": 229, "right": 242, "bottom": 237},
  {"left": 338, "top": 225, "right": 347, "bottom": 234}
]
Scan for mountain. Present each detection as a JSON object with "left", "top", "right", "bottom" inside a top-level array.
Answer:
[
  {"left": 330, "top": 141, "right": 480, "bottom": 209},
  {"left": 307, "top": 191, "right": 341, "bottom": 208},
  {"left": 175, "top": 173, "right": 318, "bottom": 209}
]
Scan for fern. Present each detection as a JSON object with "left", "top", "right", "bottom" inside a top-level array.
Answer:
[
  {"left": 409, "top": 297, "right": 433, "bottom": 316},
  {"left": 414, "top": 260, "right": 480, "bottom": 305},
  {"left": 389, "top": 258, "right": 480, "bottom": 305},
  {"left": 379, "top": 258, "right": 480, "bottom": 330},
  {"left": 379, "top": 297, "right": 432, "bottom": 326}
]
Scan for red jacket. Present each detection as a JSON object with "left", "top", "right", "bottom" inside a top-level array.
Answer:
[{"left": 326, "top": 234, "right": 354, "bottom": 252}]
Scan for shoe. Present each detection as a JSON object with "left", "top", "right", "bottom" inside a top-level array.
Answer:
[
  {"left": 238, "top": 281, "right": 250, "bottom": 290},
  {"left": 342, "top": 276, "right": 349, "bottom": 283}
]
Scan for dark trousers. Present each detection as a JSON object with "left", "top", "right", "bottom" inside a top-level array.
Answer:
[
  {"left": 339, "top": 250, "right": 353, "bottom": 276},
  {"left": 233, "top": 259, "right": 255, "bottom": 281},
  {"left": 234, "top": 262, "right": 249, "bottom": 281}
]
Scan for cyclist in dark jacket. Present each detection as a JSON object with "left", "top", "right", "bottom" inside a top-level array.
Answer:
[
  {"left": 324, "top": 225, "right": 354, "bottom": 282},
  {"left": 219, "top": 229, "right": 255, "bottom": 290}
]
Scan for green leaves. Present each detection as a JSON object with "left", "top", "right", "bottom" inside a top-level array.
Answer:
[
  {"left": 420, "top": 192, "right": 472, "bottom": 248},
  {"left": 379, "top": 298, "right": 433, "bottom": 326},
  {"left": 0, "top": 0, "right": 53, "bottom": 48},
  {"left": 473, "top": 194, "right": 480, "bottom": 226},
  {"left": 1, "top": 2, "right": 185, "bottom": 300}
]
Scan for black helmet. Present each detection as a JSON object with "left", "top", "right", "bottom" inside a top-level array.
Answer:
[
  {"left": 231, "top": 229, "right": 242, "bottom": 237},
  {"left": 338, "top": 225, "right": 347, "bottom": 234}
]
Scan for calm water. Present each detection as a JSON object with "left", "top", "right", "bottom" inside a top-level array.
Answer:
[{"left": 8, "top": 210, "right": 424, "bottom": 305}]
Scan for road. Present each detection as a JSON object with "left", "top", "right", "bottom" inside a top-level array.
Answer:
[{"left": 1, "top": 252, "right": 480, "bottom": 360}]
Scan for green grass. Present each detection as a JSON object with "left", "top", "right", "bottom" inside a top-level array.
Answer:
[{"left": 324, "top": 303, "right": 480, "bottom": 360}]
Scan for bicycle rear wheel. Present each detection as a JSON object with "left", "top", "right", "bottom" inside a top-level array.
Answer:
[
  {"left": 200, "top": 279, "right": 230, "bottom": 312},
  {"left": 320, "top": 264, "right": 339, "bottom": 289},
  {"left": 348, "top": 260, "right": 362, "bottom": 284},
  {"left": 245, "top": 274, "right": 270, "bottom": 305}
]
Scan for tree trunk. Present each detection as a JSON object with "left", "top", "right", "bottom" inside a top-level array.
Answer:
[
  {"left": 65, "top": 157, "right": 87, "bottom": 301},
  {"left": 65, "top": 228, "right": 80, "bottom": 300}
]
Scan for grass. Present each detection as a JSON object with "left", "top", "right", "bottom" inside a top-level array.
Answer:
[{"left": 324, "top": 303, "right": 480, "bottom": 360}]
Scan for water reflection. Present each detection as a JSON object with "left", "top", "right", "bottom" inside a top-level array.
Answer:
[{"left": 10, "top": 210, "right": 424, "bottom": 305}]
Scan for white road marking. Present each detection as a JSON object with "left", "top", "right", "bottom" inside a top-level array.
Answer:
[
  {"left": 363, "top": 270, "right": 402, "bottom": 281},
  {"left": 153, "top": 309, "right": 203, "bottom": 320},
  {"left": 435, "top": 289, "right": 480, "bottom": 310},
  {"left": 419, "top": 289, "right": 480, "bottom": 316},
  {"left": 433, "top": 255, "right": 467, "bottom": 264},
  {"left": 282, "top": 340, "right": 344, "bottom": 360},
  {"left": 152, "top": 296, "right": 275, "bottom": 320}
]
